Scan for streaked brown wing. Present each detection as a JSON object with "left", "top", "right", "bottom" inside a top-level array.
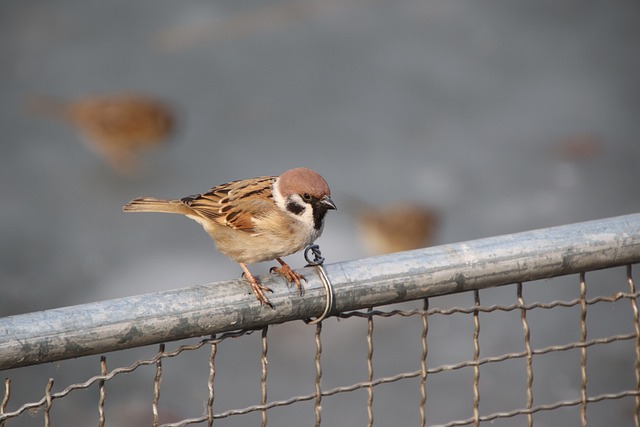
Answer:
[{"left": 182, "top": 176, "right": 276, "bottom": 231}]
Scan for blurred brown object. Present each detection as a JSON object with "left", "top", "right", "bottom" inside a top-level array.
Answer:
[
  {"left": 28, "top": 92, "right": 175, "bottom": 175},
  {"left": 356, "top": 203, "right": 439, "bottom": 255},
  {"left": 556, "top": 133, "right": 602, "bottom": 160}
]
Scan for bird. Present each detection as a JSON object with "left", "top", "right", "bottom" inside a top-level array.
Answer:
[
  {"left": 355, "top": 202, "right": 439, "bottom": 255},
  {"left": 27, "top": 92, "right": 175, "bottom": 175},
  {"left": 122, "top": 167, "right": 336, "bottom": 307}
]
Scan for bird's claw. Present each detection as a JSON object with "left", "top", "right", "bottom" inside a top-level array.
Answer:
[
  {"left": 271, "top": 263, "right": 306, "bottom": 296},
  {"left": 241, "top": 272, "right": 274, "bottom": 308}
]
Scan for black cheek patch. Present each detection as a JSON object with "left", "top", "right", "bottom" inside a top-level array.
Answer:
[
  {"left": 313, "top": 206, "right": 328, "bottom": 230},
  {"left": 286, "top": 200, "right": 305, "bottom": 215}
]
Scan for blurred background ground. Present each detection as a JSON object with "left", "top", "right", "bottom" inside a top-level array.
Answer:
[{"left": 1, "top": 1, "right": 640, "bottom": 426}]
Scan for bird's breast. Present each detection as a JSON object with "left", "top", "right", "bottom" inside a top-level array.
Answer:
[{"left": 204, "top": 216, "right": 321, "bottom": 264}]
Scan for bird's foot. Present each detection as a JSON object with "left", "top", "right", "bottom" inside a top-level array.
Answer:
[
  {"left": 240, "top": 264, "right": 274, "bottom": 308},
  {"left": 271, "top": 258, "right": 306, "bottom": 296}
]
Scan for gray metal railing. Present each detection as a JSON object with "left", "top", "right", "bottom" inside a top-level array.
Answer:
[{"left": 1, "top": 213, "right": 639, "bottom": 371}]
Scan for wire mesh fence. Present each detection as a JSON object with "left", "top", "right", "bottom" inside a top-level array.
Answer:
[{"left": 1, "top": 214, "right": 640, "bottom": 426}]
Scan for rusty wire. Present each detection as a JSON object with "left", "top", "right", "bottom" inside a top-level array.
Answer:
[{"left": 0, "top": 266, "right": 639, "bottom": 427}]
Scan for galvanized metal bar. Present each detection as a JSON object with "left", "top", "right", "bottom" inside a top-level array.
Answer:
[{"left": 1, "top": 213, "right": 639, "bottom": 370}]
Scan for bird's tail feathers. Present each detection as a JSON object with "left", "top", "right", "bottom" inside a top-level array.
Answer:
[{"left": 122, "top": 197, "right": 191, "bottom": 215}]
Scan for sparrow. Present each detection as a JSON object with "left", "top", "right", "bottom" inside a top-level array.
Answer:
[
  {"left": 355, "top": 202, "right": 438, "bottom": 255},
  {"left": 122, "top": 167, "right": 336, "bottom": 307},
  {"left": 28, "top": 92, "right": 175, "bottom": 175}
]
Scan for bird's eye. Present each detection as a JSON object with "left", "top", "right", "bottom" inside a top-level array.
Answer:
[{"left": 302, "top": 193, "right": 312, "bottom": 202}]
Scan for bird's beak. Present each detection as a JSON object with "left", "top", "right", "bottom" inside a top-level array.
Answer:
[{"left": 321, "top": 195, "right": 337, "bottom": 210}]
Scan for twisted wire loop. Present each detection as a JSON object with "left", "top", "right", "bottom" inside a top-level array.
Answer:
[
  {"left": 304, "top": 244, "right": 325, "bottom": 266},
  {"left": 304, "top": 244, "right": 334, "bottom": 325}
]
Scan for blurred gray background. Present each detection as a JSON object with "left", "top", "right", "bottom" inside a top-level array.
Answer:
[{"left": 1, "top": 1, "right": 640, "bottom": 426}]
